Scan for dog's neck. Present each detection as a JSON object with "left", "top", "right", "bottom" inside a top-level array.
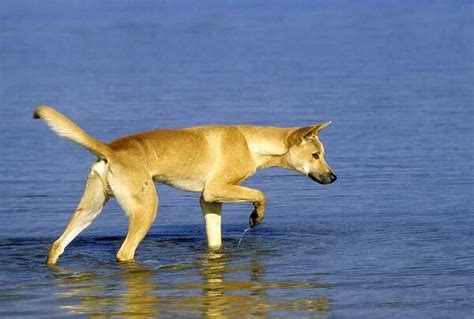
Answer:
[
  {"left": 255, "top": 153, "right": 288, "bottom": 170},
  {"left": 242, "top": 127, "right": 295, "bottom": 170}
]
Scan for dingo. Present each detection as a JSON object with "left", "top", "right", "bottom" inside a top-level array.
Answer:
[{"left": 34, "top": 105, "right": 337, "bottom": 264}]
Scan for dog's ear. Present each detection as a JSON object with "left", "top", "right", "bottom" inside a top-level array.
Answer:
[
  {"left": 303, "top": 121, "right": 332, "bottom": 139},
  {"left": 287, "top": 121, "right": 332, "bottom": 146}
]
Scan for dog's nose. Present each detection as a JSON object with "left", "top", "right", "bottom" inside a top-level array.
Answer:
[{"left": 330, "top": 173, "right": 337, "bottom": 182}]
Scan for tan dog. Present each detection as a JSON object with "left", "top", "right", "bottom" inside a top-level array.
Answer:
[{"left": 34, "top": 105, "right": 337, "bottom": 264}]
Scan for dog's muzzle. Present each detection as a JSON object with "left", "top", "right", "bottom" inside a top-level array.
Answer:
[{"left": 308, "top": 172, "right": 337, "bottom": 184}]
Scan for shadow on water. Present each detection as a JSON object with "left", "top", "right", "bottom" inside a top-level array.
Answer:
[{"left": 48, "top": 246, "right": 330, "bottom": 318}]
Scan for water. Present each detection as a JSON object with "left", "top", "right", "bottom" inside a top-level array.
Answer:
[
  {"left": 1, "top": 0, "right": 473, "bottom": 317},
  {"left": 238, "top": 228, "right": 252, "bottom": 246}
]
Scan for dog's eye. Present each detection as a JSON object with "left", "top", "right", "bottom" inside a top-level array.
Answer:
[{"left": 312, "top": 153, "right": 320, "bottom": 160}]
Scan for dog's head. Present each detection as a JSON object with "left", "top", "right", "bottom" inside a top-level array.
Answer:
[{"left": 285, "top": 121, "right": 337, "bottom": 184}]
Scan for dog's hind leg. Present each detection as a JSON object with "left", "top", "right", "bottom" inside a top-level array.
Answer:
[
  {"left": 47, "top": 161, "right": 109, "bottom": 265},
  {"left": 200, "top": 196, "right": 223, "bottom": 250},
  {"left": 111, "top": 173, "right": 158, "bottom": 262}
]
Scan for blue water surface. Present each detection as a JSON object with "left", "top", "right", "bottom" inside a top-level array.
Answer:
[{"left": 0, "top": 1, "right": 473, "bottom": 318}]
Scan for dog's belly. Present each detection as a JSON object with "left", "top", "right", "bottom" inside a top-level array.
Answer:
[{"left": 157, "top": 177, "right": 205, "bottom": 192}]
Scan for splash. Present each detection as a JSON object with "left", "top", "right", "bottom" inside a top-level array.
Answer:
[{"left": 238, "top": 227, "right": 252, "bottom": 246}]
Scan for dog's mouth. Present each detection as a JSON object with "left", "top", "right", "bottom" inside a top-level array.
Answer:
[{"left": 308, "top": 173, "right": 337, "bottom": 185}]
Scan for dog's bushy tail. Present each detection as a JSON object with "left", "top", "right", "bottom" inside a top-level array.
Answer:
[{"left": 33, "top": 105, "right": 112, "bottom": 159}]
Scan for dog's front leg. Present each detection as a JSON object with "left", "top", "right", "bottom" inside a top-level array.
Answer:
[
  {"left": 203, "top": 184, "right": 266, "bottom": 228},
  {"left": 200, "top": 196, "right": 223, "bottom": 249}
]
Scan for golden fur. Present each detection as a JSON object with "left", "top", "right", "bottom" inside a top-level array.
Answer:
[{"left": 34, "top": 105, "right": 336, "bottom": 264}]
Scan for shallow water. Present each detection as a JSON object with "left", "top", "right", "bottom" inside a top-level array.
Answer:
[{"left": 1, "top": 1, "right": 473, "bottom": 318}]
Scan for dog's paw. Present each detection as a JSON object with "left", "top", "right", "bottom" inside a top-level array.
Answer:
[{"left": 249, "top": 209, "right": 262, "bottom": 228}]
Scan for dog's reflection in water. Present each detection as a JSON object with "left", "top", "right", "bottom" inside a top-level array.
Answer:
[
  {"left": 51, "top": 261, "right": 160, "bottom": 317},
  {"left": 199, "top": 251, "right": 267, "bottom": 318},
  {"left": 52, "top": 251, "right": 330, "bottom": 318}
]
